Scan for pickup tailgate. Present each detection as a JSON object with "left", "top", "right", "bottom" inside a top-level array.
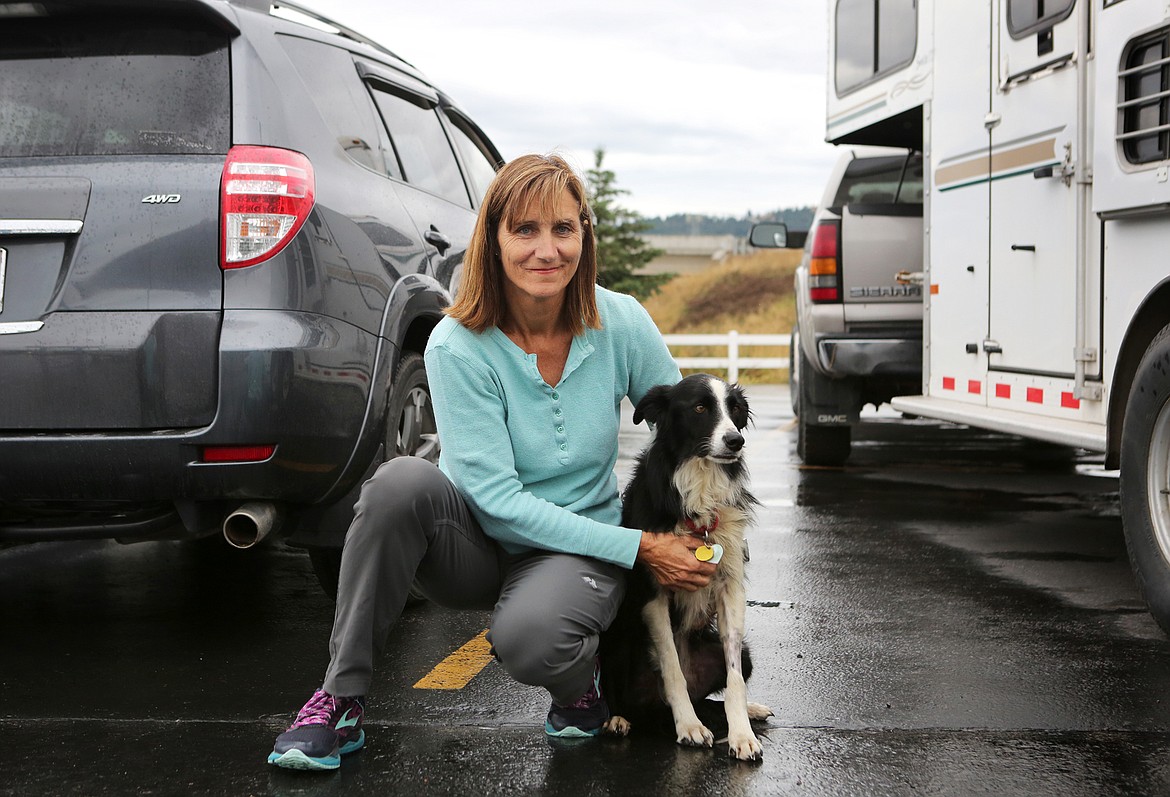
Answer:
[{"left": 840, "top": 204, "right": 924, "bottom": 310}]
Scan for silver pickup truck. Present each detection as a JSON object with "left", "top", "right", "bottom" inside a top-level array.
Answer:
[{"left": 753, "top": 146, "right": 924, "bottom": 465}]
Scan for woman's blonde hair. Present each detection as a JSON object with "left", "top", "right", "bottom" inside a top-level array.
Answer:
[{"left": 446, "top": 153, "right": 600, "bottom": 335}]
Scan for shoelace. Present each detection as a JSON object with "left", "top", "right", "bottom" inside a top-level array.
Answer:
[{"left": 292, "top": 689, "right": 338, "bottom": 728}]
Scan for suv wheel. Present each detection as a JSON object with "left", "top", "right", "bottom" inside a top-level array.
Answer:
[
  {"left": 308, "top": 352, "right": 438, "bottom": 601},
  {"left": 385, "top": 353, "right": 440, "bottom": 463}
]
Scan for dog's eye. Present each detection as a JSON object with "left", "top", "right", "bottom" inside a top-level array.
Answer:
[{"left": 694, "top": 404, "right": 706, "bottom": 413}]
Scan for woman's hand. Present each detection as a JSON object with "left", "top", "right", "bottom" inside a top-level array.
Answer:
[{"left": 636, "top": 532, "right": 717, "bottom": 592}]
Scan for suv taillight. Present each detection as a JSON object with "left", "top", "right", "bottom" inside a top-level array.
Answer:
[
  {"left": 808, "top": 219, "right": 840, "bottom": 303},
  {"left": 220, "top": 145, "right": 315, "bottom": 270}
]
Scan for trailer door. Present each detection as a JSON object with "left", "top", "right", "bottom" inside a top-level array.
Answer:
[
  {"left": 987, "top": 0, "right": 1081, "bottom": 377},
  {"left": 927, "top": 0, "right": 992, "bottom": 406}
]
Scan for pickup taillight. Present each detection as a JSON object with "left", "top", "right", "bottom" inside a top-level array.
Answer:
[
  {"left": 807, "top": 219, "right": 840, "bottom": 303},
  {"left": 220, "top": 145, "right": 315, "bottom": 270}
]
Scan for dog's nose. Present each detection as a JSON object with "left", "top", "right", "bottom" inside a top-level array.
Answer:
[{"left": 723, "top": 431, "right": 744, "bottom": 451}]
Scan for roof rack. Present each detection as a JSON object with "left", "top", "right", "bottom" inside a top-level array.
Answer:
[{"left": 245, "top": 0, "right": 413, "bottom": 66}]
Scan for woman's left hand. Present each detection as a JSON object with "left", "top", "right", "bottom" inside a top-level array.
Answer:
[{"left": 635, "top": 532, "right": 717, "bottom": 592}]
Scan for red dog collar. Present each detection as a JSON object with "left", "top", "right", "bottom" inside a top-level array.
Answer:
[{"left": 684, "top": 514, "right": 719, "bottom": 537}]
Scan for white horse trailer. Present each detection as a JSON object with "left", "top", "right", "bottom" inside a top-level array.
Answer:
[{"left": 827, "top": 0, "right": 1170, "bottom": 631}]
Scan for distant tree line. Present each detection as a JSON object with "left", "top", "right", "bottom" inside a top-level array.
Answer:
[
  {"left": 643, "top": 207, "right": 814, "bottom": 237},
  {"left": 585, "top": 145, "right": 815, "bottom": 299}
]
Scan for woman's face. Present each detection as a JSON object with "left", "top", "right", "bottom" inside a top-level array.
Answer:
[{"left": 497, "top": 188, "right": 582, "bottom": 311}]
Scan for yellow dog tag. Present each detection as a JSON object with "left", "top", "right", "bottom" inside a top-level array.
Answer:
[{"left": 695, "top": 544, "right": 723, "bottom": 564}]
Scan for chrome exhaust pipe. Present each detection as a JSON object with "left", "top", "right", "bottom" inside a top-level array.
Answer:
[{"left": 222, "top": 501, "right": 279, "bottom": 549}]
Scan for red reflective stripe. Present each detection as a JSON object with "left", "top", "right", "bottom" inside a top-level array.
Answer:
[
  {"left": 942, "top": 377, "right": 955, "bottom": 390},
  {"left": 995, "top": 383, "right": 1010, "bottom": 399},
  {"left": 1061, "top": 392, "right": 1080, "bottom": 409},
  {"left": 1027, "top": 387, "right": 1044, "bottom": 403},
  {"left": 202, "top": 445, "right": 276, "bottom": 463},
  {"left": 968, "top": 380, "right": 981, "bottom": 395}
]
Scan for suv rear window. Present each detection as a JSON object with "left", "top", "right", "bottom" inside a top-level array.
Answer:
[
  {"left": 0, "top": 15, "right": 229, "bottom": 157},
  {"left": 832, "top": 152, "right": 924, "bottom": 208}
]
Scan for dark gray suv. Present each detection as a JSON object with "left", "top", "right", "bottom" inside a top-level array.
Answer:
[{"left": 0, "top": 0, "right": 501, "bottom": 592}]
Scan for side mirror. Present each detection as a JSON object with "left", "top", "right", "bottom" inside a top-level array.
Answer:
[{"left": 749, "top": 222, "right": 788, "bottom": 249}]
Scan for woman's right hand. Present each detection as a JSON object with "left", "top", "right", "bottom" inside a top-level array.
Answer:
[{"left": 636, "top": 531, "right": 717, "bottom": 592}]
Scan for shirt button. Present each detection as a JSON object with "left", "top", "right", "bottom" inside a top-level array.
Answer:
[
  {"left": 557, "top": 426, "right": 564, "bottom": 433},
  {"left": 559, "top": 443, "right": 567, "bottom": 451},
  {"left": 551, "top": 391, "right": 559, "bottom": 400},
  {"left": 554, "top": 408, "right": 562, "bottom": 416}
]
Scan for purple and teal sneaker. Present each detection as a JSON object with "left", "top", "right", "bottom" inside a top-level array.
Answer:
[
  {"left": 268, "top": 688, "right": 365, "bottom": 771},
  {"left": 545, "top": 659, "right": 609, "bottom": 738}
]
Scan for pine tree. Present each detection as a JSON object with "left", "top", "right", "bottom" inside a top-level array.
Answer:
[{"left": 585, "top": 148, "right": 670, "bottom": 299}]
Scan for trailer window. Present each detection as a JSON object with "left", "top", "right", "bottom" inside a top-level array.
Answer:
[
  {"left": 1006, "top": 0, "right": 1076, "bottom": 40},
  {"left": 835, "top": 0, "right": 917, "bottom": 96},
  {"left": 1119, "top": 30, "right": 1170, "bottom": 165}
]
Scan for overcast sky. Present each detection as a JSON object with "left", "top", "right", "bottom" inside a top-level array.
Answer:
[{"left": 294, "top": 0, "right": 839, "bottom": 218}]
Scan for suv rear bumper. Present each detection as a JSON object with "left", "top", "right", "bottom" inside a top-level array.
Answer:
[
  {"left": 0, "top": 309, "right": 389, "bottom": 540},
  {"left": 816, "top": 337, "right": 921, "bottom": 379}
]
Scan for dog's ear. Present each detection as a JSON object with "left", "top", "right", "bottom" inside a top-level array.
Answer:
[
  {"left": 729, "top": 383, "right": 752, "bottom": 430},
  {"left": 633, "top": 384, "right": 672, "bottom": 426}
]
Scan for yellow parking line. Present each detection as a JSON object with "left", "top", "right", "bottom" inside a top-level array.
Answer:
[{"left": 413, "top": 629, "right": 494, "bottom": 690}]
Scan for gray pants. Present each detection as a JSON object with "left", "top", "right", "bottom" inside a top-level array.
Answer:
[{"left": 322, "top": 456, "right": 627, "bottom": 705}]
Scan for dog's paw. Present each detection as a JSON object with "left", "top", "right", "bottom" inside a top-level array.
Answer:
[
  {"left": 603, "top": 715, "right": 631, "bottom": 736},
  {"left": 676, "top": 721, "right": 715, "bottom": 748},
  {"left": 747, "top": 702, "right": 774, "bottom": 721},
  {"left": 728, "top": 731, "right": 763, "bottom": 761}
]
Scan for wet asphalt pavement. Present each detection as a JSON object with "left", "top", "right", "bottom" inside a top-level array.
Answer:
[{"left": 4, "top": 385, "right": 1170, "bottom": 796}]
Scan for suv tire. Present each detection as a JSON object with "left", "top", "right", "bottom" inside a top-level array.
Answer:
[
  {"left": 385, "top": 353, "right": 440, "bottom": 464},
  {"left": 308, "top": 352, "right": 437, "bottom": 601}
]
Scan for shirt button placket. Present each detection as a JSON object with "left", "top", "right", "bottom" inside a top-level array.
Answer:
[{"left": 551, "top": 390, "right": 568, "bottom": 459}]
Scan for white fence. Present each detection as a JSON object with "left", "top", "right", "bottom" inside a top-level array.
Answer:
[{"left": 661, "top": 332, "right": 791, "bottom": 383}]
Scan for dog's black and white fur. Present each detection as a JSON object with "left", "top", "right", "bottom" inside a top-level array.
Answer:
[{"left": 599, "top": 374, "right": 771, "bottom": 761}]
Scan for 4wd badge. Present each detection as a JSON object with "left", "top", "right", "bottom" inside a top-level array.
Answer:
[{"left": 141, "top": 194, "right": 181, "bottom": 204}]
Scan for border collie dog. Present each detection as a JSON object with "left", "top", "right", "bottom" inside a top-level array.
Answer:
[{"left": 600, "top": 374, "right": 771, "bottom": 761}]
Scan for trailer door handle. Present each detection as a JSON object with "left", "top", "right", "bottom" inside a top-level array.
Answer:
[
  {"left": 1011, "top": 244, "right": 1036, "bottom": 252},
  {"left": 982, "top": 339, "right": 1003, "bottom": 354}
]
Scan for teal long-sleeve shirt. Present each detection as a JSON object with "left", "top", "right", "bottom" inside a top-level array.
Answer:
[{"left": 424, "top": 286, "right": 681, "bottom": 569}]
